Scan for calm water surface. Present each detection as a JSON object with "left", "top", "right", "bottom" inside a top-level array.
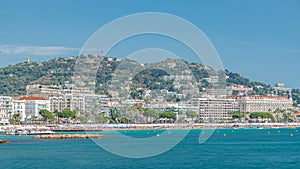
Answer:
[{"left": 1, "top": 128, "right": 300, "bottom": 169}]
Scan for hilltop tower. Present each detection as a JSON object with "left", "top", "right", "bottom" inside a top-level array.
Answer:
[{"left": 26, "top": 57, "right": 31, "bottom": 63}]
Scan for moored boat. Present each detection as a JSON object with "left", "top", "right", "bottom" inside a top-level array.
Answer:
[
  {"left": 257, "top": 126, "right": 264, "bottom": 130},
  {"left": 27, "top": 130, "right": 55, "bottom": 135},
  {"left": 0, "top": 140, "right": 9, "bottom": 144},
  {"left": 15, "top": 129, "right": 28, "bottom": 135}
]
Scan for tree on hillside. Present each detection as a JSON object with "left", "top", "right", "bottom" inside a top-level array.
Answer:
[
  {"left": 160, "top": 111, "right": 177, "bottom": 122},
  {"left": 143, "top": 109, "right": 158, "bottom": 118},
  {"left": 229, "top": 111, "right": 244, "bottom": 119},
  {"left": 249, "top": 112, "right": 274, "bottom": 122},
  {"left": 57, "top": 109, "right": 76, "bottom": 118},
  {"left": 143, "top": 109, "right": 159, "bottom": 122},
  {"left": 109, "top": 107, "right": 120, "bottom": 123},
  {"left": 9, "top": 113, "right": 21, "bottom": 124},
  {"left": 95, "top": 114, "right": 109, "bottom": 124},
  {"left": 39, "top": 109, "right": 54, "bottom": 122},
  {"left": 130, "top": 89, "right": 145, "bottom": 100},
  {"left": 283, "top": 112, "right": 294, "bottom": 122},
  {"left": 186, "top": 110, "right": 198, "bottom": 118}
]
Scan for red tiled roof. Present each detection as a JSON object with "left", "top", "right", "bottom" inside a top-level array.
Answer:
[
  {"left": 226, "top": 96, "right": 243, "bottom": 99},
  {"left": 226, "top": 95, "right": 289, "bottom": 99},
  {"left": 18, "top": 96, "right": 48, "bottom": 101},
  {"left": 247, "top": 95, "right": 288, "bottom": 99}
]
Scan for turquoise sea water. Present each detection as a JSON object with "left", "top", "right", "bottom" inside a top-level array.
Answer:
[{"left": 1, "top": 128, "right": 300, "bottom": 169}]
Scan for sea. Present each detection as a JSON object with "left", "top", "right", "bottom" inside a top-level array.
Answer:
[{"left": 1, "top": 128, "right": 300, "bottom": 169}]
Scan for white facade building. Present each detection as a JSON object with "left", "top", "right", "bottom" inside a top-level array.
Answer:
[
  {"left": 26, "top": 84, "right": 109, "bottom": 116},
  {"left": 13, "top": 100, "right": 26, "bottom": 122},
  {"left": 184, "top": 95, "right": 293, "bottom": 120},
  {"left": 186, "top": 97, "right": 238, "bottom": 120},
  {"left": 0, "top": 96, "right": 13, "bottom": 122},
  {"left": 234, "top": 95, "right": 293, "bottom": 113},
  {"left": 18, "top": 96, "right": 50, "bottom": 120}
]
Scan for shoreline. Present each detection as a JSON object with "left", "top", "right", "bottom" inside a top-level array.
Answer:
[{"left": 1, "top": 122, "right": 299, "bottom": 133}]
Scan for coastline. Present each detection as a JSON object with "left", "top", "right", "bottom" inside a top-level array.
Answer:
[{"left": 1, "top": 122, "right": 299, "bottom": 134}]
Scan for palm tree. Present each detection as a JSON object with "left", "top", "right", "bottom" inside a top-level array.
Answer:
[
  {"left": 273, "top": 108, "right": 284, "bottom": 122},
  {"left": 8, "top": 112, "right": 12, "bottom": 120},
  {"left": 13, "top": 113, "right": 21, "bottom": 124}
]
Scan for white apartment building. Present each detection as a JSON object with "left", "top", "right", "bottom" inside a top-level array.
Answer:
[
  {"left": 0, "top": 96, "right": 13, "bottom": 122},
  {"left": 13, "top": 100, "right": 26, "bottom": 122},
  {"left": 229, "top": 84, "right": 253, "bottom": 92},
  {"left": 186, "top": 97, "right": 238, "bottom": 120},
  {"left": 184, "top": 95, "right": 293, "bottom": 120},
  {"left": 203, "top": 76, "right": 219, "bottom": 84},
  {"left": 204, "top": 88, "right": 231, "bottom": 97},
  {"left": 18, "top": 96, "right": 50, "bottom": 120},
  {"left": 0, "top": 96, "right": 27, "bottom": 123},
  {"left": 234, "top": 95, "right": 293, "bottom": 113},
  {"left": 26, "top": 84, "right": 108, "bottom": 116},
  {"left": 84, "top": 94, "right": 110, "bottom": 114}
]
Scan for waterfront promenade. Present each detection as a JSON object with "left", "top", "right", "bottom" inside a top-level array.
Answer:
[{"left": 1, "top": 122, "right": 299, "bottom": 135}]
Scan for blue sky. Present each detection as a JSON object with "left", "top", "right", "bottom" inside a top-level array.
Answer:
[{"left": 0, "top": 0, "right": 299, "bottom": 88}]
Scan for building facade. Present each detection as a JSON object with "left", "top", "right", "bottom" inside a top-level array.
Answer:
[
  {"left": 18, "top": 96, "right": 50, "bottom": 120},
  {"left": 185, "top": 95, "right": 293, "bottom": 120},
  {"left": 235, "top": 95, "right": 293, "bottom": 113},
  {"left": 0, "top": 96, "right": 13, "bottom": 122},
  {"left": 186, "top": 97, "right": 239, "bottom": 120},
  {"left": 13, "top": 100, "right": 26, "bottom": 122},
  {"left": 26, "top": 84, "right": 108, "bottom": 116}
]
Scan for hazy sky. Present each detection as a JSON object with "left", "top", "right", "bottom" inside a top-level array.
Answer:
[{"left": 0, "top": 0, "right": 299, "bottom": 88}]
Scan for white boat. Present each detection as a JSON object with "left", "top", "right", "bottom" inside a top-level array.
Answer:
[
  {"left": 15, "top": 129, "right": 28, "bottom": 135},
  {"left": 257, "top": 126, "right": 264, "bottom": 130},
  {"left": 27, "top": 130, "right": 55, "bottom": 135}
]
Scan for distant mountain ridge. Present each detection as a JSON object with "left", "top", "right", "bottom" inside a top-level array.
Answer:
[{"left": 0, "top": 56, "right": 299, "bottom": 106}]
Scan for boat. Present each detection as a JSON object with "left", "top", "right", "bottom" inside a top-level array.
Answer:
[
  {"left": 290, "top": 125, "right": 297, "bottom": 129},
  {"left": 15, "top": 129, "right": 28, "bottom": 135},
  {"left": 0, "top": 140, "right": 9, "bottom": 144},
  {"left": 232, "top": 124, "right": 240, "bottom": 130},
  {"left": 257, "top": 126, "right": 264, "bottom": 130},
  {"left": 272, "top": 125, "right": 280, "bottom": 129},
  {"left": 27, "top": 130, "right": 55, "bottom": 135}
]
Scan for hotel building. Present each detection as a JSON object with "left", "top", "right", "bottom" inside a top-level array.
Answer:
[
  {"left": 18, "top": 96, "right": 50, "bottom": 120},
  {"left": 184, "top": 95, "right": 293, "bottom": 120},
  {"left": 185, "top": 97, "right": 239, "bottom": 120},
  {"left": 234, "top": 95, "right": 293, "bottom": 113},
  {"left": 26, "top": 84, "right": 109, "bottom": 116}
]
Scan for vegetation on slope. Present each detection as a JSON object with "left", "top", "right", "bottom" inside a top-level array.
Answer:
[{"left": 0, "top": 56, "right": 299, "bottom": 105}]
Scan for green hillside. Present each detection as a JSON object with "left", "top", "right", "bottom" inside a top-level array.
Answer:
[
  {"left": 0, "top": 57, "right": 75, "bottom": 96},
  {"left": 0, "top": 56, "right": 298, "bottom": 106}
]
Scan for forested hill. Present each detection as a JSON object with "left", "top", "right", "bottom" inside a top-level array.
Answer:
[
  {"left": 0, "top": 57, "right": 76, "bottom": 96},
  {"left": 0, "top": 56, "right": 299, "bottom": 105}
]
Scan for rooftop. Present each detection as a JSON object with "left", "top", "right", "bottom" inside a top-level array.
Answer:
[{"left": 18, "top": 96, "right": 48, "bottom": 101}]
